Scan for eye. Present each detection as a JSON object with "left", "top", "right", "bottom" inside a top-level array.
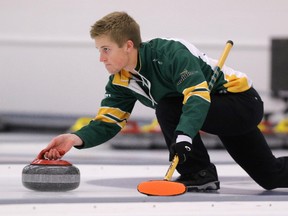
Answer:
[{"left": 103, "top": 47, "right": 110, "bottom": 53}]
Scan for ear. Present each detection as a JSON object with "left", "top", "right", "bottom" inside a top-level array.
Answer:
[{"left": 125, "top": 40, "right": 135, "bottom": 52}]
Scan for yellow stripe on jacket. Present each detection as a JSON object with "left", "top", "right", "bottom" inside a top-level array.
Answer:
[
  {"left": 94, "top": 107, "right": 131, "bottom": 128},
  {"left": 182, "top": 81, "right": 210, "bottom": 104}
]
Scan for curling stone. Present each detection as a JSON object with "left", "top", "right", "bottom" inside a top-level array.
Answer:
[{"left": 22, "top": 159, "right": 80, "bottom": 192}]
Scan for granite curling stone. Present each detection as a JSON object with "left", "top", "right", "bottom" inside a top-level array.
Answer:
[{"left": 22, "top": 159, "right": 80, "bottom": 192}]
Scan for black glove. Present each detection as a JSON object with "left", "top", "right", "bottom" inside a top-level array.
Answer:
[{"left": 170, "top": 140, "right": 193, "bottom": 164}]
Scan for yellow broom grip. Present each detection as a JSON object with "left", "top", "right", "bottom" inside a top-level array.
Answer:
[
  {"left": 164, "top": 155, "right": 179, "bottom": 181},
  {"left": 217, "top": 40, "right": 234, "bottom": 69}
]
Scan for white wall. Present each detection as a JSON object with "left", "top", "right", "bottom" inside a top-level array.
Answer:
[{"left": 1, "top": 0, "right": 288, "bottom": 118}]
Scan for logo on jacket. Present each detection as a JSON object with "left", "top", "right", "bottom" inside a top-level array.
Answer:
[
  {"left": 152, "top": 58, "right": 163, "bottom": 65},
  {"left": 177, "top": 69, "right": 196, "bottom": 85},
  {"left": 105, "top": 93, "right": 111, "bottom": 98}
]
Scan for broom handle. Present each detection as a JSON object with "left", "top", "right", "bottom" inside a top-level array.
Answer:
[
  {"left": 164, "top": 155, "right": 179, "bottom": 181},
  {"left": 208, "top": 40, "right": 234, "bottom": 91}
]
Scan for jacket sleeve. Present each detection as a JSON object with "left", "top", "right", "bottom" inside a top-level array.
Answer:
[
  {"left": 73, "top": 77, "right": 137, "bottom": 149},
  {"left": 169, "top": 48, "right": 211, "bottom": 139}
]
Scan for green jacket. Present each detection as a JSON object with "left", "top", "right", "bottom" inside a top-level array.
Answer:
[{"left": 74, "top": 38, "right": 252, "bottom": 148}]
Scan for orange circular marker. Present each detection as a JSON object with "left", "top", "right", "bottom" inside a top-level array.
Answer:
[
  {"left": 137, "top": 180, "right": 186, "bottom": 196},
  {"left": 137, "top": 155, "right": 186, "bottom": 196}
]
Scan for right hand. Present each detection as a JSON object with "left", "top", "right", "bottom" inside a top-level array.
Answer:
[
  {"left": 169, "top": 134, "right": 193, "bottom": 164},
  {"left": 37, "top": 134, "right": 83, "bottom": 160},
  {"left": 169, "top": 141, "right": 193, "bottom": 164}
]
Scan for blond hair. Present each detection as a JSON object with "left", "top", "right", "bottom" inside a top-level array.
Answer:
[{"left": 90, "top": 12, "right": 142, "bottom": 49}]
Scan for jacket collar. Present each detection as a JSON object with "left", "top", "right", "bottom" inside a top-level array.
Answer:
[{"left": 112, "top": 69, "right": 132, "bottom": 87}]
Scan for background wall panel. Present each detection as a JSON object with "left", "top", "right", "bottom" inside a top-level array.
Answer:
[{"left": 1, "top": 0, "right": 287, "bottom": 118}]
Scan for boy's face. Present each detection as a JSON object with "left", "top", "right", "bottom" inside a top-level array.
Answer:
[{"left": 94, "top": 35, "right": 132, "bottom": 74}]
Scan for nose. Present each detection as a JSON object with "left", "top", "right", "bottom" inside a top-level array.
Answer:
[
  {"left": 99, "top": 53, "right": 106, "bottom": 62},
  {"left": 99, "top": 55, "right": 104, "bottom": 62}
]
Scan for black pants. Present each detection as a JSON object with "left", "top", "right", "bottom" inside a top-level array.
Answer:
[{"left": 155, "top": 88, "right": 288, "bottom": 190}]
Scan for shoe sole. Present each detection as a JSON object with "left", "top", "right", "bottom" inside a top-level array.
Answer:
[{"left": 186, "top": 181, "right": 220, "bottom": 192}]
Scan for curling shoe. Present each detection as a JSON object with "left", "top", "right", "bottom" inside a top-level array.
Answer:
[{"left": 175, "top": 163, "right": 220, "bottom": 192}]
